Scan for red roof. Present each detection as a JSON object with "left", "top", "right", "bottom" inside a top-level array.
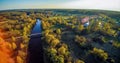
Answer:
[{"left": 81, "top": 17, "right": 89, "bottom": 24}]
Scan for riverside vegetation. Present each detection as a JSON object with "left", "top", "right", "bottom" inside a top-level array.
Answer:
[{"left": 0, "top": 9, "right": 120, "bottom": 63}]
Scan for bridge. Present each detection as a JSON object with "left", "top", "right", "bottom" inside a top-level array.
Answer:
[
  {"left": 16, "top": 33, "right": 42, "bottom": 39},
  {"left": 29, "top": 33, "right": 42, "bottom": 38},
  {"left": 29, "top": 33, "right": 42, "bottom": 37}
]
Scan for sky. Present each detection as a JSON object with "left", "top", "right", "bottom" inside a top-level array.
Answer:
[{"left": 0, "top": 0, "right": 120, "bottom": 11}]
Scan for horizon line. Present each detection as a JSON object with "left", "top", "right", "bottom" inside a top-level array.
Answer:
[{"left": 0, "top": 8, "right": 120, "bottom": 12}]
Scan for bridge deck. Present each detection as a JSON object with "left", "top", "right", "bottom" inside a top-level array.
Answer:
[
  {"left": 16, "top": 33, "right": 42, "bottom": 39},
  {"left": 30, "top": 33, "right": 41, "bottom": 36}
]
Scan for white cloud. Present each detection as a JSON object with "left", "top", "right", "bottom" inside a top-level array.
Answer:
[{"left": 60, "top": 0, "right": 120, "bottom": 11}]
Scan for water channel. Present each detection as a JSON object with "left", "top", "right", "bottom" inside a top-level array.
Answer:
[{"left": 27, "top": 19, "right": 43, "bottom": 63}]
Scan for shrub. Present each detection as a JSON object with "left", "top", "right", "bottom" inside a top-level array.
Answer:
[
  {"left": 16, "top": 56, "right": 23, "bottom": 63},
  {"left": 75, "top": 35, "right": 86, "bottom": 44},
  {"left": 11, "top": 42, "right": 17, "bottom": 50},
  {"left": 58, "top": 46, "right": 66, "bottom": 55},
  {"left": 51, "top": 38, "right": 60, "bottom": 47},
  {"left": 91, "top": 48, "right": 108, "bottom": 61},
  {"left": 75, "top": 59, "right": 85, "bottom": 63},
  {"left": 56, "top": 55, "right": 64, "bottom": 63},
  {"left": 18, "top": 50, "right": 26, "bottom": 59},
  {"left": 112, "top": 42, "right": 120, "bottom": 48},
  {"left": 56, "top": 29, "right": 61, "bottom": 35},
  {"left": 47, "top": 47, "right": 57, "bottom": 57},
  {"left": 45, "top": 34, "right": 55, "bottom": 43}
]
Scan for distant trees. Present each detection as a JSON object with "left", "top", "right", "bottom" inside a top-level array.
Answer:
[{"left": 101, "top": 22, "right": 116, "bottom": 36}]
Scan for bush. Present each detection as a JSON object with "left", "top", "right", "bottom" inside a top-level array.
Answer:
[
  {"left": 45, "top": 34, "right": 55, "bottom": 43},
  {"left": 51, "top": 38, "right": 60, "bottom": 47},
  {"left": 47, "top": 48, "right": 57, "bottom": 56},
  {"left": 91, "top": 48, "right": 108, "bottom": 61},
  {"left": 18, "top": 50, "right": 26, "bottom": 59},
  {"left": 46, "top": 48, "right": 64, "bottom": 63},
  {"left": 16, "top": 56, "right": 23, "bottom": 63},
  {"left": 56, "top": 55, "right": 64, "bottom": 63},
  {"left": 11, "top": 42, "right": 17, "bottom": 50},
  {"left": 56, "top": 29, "right": 61, "bottom": 35},
  {"left": 112, "top": 42, "right": 120, "bottom": 48},
  {"left": 74, "top": 59, "right": 85, "bottom": 63},
  {"left": 75, "top": 35, "right": 86, "bottom": 44},
  {"left": 58, "top": 46, "right": 66, "bottom": 55}
]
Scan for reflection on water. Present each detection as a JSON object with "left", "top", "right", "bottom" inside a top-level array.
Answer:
[{"left": 31, "top": 19, "right": 41, "bottom": 34}]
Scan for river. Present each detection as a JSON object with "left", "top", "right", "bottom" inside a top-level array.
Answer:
[
  {"left": 31, "top": 19, "right": 41, "bottom": 33},
  {"left": 27, "top": 19, "right": 43, "bottom": 63}
]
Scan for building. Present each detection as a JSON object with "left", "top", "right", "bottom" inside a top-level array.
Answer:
[{"left": 81, "top": 16, "right": 90, "bottom": 27}]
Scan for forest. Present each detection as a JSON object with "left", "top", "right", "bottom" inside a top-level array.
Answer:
[{"left": 0, "top": 9, "right": 120, "bottom": 63}]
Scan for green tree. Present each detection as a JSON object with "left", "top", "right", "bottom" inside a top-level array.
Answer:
[
  {"left": 75, "top": 35, "right": 86, "bottom": 44},
  {"left": 11, "top": 42, "right": 17, "bottom": 50},
  {"left": 58, "top": 46, "right": 66, "bottom": 55},
  {"left": 56, "top": 55, "right": 64, "bottom": 63},
  {"left": 51, "top": 38, "right": 60, "bottom": 47},
  {"left": 78, "top": 24, "right": 84, "bottom": 31},
  {"left": 91, "top": 48, "right": 108, "bottom": 61},
  {"left": 56, "top": 29, "right": 61, "bottom": 35},
  {"left": 16, "top": 56, "right": 23, "bottom": 63},
  {"left": 75, "top": 59, "right": 84, "bottom": 63},
  {"left": 45, "top": 34, "right": 55, "bottom": 44}
]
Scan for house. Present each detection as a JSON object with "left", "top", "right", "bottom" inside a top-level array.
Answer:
[
  {"left": 81, "top": 17, "right": 90, "bottom": 27},
  {"left": 84, "top": 21, "right": 90, "bottom": 27}
]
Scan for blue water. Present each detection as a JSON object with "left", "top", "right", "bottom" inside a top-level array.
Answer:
[
  {"left": 28, "top": 19, "right": 43, "bottom": 63},
  {"left": 31, "top": 19, "right": 41, "bottom": 34}
]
